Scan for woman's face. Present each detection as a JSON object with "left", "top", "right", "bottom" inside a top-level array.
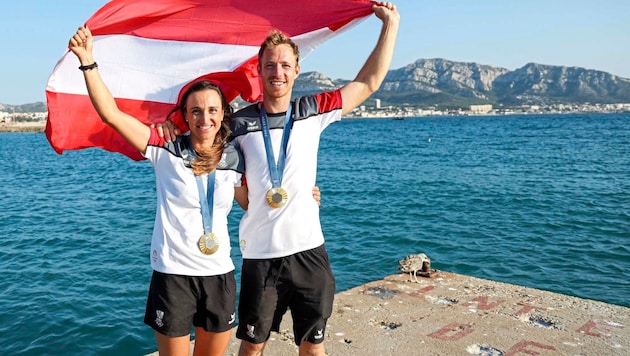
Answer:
[{"left": 184, "top": 88, "right": 224, "bottom": 143}]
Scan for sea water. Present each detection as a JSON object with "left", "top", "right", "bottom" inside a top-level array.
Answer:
[{"left": 0, "top": 113, "right": 628, "bottom": 355}]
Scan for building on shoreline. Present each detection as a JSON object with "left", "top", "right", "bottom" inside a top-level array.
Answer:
[
  {"left": 0, "top": 111, "right": 47, "bottom": 132},
  {"left": 347, "top": 101, "right": 630, "bottom": 119}
]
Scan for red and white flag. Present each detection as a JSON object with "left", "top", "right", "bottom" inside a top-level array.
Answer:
[{"left": 46, "top": 0, "right": 373, "bottom": 160}]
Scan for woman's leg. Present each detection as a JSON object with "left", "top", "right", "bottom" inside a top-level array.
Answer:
[
  {"left": 155, "top": 331, "right": 192, "bottom": 356},
  {"left": 192, "top": 327, "right": 232, "bottom": 356}
]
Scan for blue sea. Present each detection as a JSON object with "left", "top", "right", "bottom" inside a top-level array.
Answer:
[{"left": 1, "top": 113, "right": 628, "bottom": 355}]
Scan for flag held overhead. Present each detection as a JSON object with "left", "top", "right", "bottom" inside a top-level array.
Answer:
[{"left": 45, "top": 0, "right": 373, "bottom": 160}]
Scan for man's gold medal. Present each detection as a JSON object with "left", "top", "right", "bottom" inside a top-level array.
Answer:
[
  {"left": 198, "top": 233, "right": 219, "bottom": 255},
  {"left": 266, "top": 187, "right": 288, "bottom": 208}
]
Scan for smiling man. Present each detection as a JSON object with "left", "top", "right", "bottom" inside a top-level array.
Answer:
[{"left": 229, "top": 3, "right": 400, "bottom": 356}]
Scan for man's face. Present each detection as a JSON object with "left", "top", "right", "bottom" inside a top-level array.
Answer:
[{"left": 258, "top": 44, "right": 300, "bottom": 100}]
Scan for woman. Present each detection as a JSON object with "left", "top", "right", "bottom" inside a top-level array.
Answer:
[{"left": 69, "top": 26, "right": 245, "bottom": 356}]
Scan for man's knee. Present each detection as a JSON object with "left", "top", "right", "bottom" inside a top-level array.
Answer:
[{"left": 238, "top": 340, "right": 266, "bottom": 356}]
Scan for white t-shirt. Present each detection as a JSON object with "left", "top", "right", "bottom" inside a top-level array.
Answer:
[
  {"left": 231, "top": 90, "right": 343, "bottom": 259},
  {"left": 144, "top": 130, "right": 243, "bottom": 276}
]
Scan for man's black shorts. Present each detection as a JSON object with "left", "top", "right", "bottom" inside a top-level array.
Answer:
[{"left": 236, "top": 244, "right": 336, "bottom": 345}]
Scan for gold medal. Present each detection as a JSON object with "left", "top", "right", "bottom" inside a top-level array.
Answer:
[
  {"left": 198, "top": 233, "right": 219, "bottom": 255},
  {"left": 266, "top": 187, "right": 288, "bottom": 208}
]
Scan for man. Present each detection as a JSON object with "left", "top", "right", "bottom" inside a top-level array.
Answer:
[{"left": 232, "top": 3, "right": 399, "bottom": 355}]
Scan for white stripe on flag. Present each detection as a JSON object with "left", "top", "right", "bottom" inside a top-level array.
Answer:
[
  {"left": 293, "top": 18, "right": 369, "bottom": 57},
  {"left": 47, "top": 35, "right": 260, "bottom": 103}
]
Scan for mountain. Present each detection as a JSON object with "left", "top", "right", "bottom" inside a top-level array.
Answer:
[
  {"left": 294, "top": 58, "right": 630, "bottom": 108},
  {"left": 293, "top": 71, "right": 349, "bottom": 97},
  {"left": 492, "top": 63, "right": 630, "bottom": 105},
  {"left": 0, "top": 102, "right": 47, "bottom": 113},
  {"left": 378, "top": 58, "right": 509, "bottom": 107},
  {"left": 4, "top": 59, "right": 630, "bottom": 110}
]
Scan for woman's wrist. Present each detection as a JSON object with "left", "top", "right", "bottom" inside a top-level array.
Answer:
[{"left": 79, "top": 62, "right": 98, "bottom": 71}]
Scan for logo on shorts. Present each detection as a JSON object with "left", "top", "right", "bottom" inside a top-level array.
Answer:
[
  {"left": 314, "top": 328, "right": 324, "bottom": 340},
  {"left": 155, "top": 310, "right": 165, "bottom": 328},
  {"left": 228, "top": 313, "right": 235, "bottom": 324},
  {"left": 246, "top": 324, "right": 256, "bottom": 339}
]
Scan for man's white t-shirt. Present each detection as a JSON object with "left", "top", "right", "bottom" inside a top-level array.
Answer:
[{"left": 231, "top": 90, "right": 343, "bottom": 259}]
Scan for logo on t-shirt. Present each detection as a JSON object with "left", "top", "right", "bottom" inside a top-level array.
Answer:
[{"left": 246, "top": 120, "right": 259, "bottom": 131}]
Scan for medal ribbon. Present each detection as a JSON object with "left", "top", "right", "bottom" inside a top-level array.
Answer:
[
  {"left": 195, "top": 171, "right": 216, "bottom": 234},
  {"left": 190, "top": 147, "right": 216, "bottom": 234},
  {"left": 260, "top": 104, "right": 293, "bottom": 188}
]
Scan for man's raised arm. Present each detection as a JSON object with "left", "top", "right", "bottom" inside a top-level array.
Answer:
[{"left": 340, "top": 2, "right": 400, "bottom": 115}]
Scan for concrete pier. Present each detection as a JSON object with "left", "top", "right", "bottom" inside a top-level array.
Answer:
[{"left": 147, "top": 270, "right": 629, "bottom": 355}]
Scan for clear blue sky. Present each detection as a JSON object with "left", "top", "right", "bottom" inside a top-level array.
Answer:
[{"left": 1, "top": 0, "right": 628, "bottom": 105}]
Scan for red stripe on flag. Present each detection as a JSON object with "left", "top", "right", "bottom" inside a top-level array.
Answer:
[
  {"left": 46, "top": 91, "right": 173, "bottom": 161},
  {"left": 86, "top": 0, "right": 373, "bottom": 43}
]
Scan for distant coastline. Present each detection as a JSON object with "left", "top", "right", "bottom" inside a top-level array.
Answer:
[
  {"left": 3, "top": 109, "right": 630, "bottom": 133},
  {"left": 0, "top": 122, "right": 45, "bottom": 133}
]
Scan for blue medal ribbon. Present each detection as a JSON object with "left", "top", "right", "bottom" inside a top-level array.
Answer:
[
  {"left": 260, "top": 104, "right": 293, "bottom": 188},
  {"left": 189, "top": 147, "right": 215, "bottom": 234},
  {"left": 196, "top": 171, "right": 215, "bottom": 234}
]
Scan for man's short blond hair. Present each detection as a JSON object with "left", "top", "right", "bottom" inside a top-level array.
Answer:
[{"left": 258, "top": 29, "right": 300, "bottom": 63}]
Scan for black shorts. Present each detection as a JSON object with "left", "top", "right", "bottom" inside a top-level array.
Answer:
[
  {"left": 144, "top": 270, "right": 236, "bottom": 337},
  {"left": 236, "top": 244, "right": 336, "bottom": 345}
]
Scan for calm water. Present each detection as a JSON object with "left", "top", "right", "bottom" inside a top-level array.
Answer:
[{"left": 0, "top": 113, "right": 628, "bottom": 355}]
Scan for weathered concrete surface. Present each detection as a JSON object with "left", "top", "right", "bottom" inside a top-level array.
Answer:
[{"left": 148, "top": 271, "right": 629, "bottom": 355}]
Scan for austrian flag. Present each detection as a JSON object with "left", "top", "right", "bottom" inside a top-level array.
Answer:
[{"left": 46, "top": 0, "right": 373, "bottom": 160}]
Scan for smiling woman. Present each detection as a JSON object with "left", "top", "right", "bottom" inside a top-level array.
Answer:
[{"left": 65, "top": 25, "right": 248, "bottom": 355}]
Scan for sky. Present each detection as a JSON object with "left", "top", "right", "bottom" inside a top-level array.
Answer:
[{"left": 0, "top": 0, "right": 628, "bottom": 105}]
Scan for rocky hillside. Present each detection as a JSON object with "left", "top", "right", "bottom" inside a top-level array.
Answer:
[
  {"left": 295, "top": 58, "right": 630, "bottom": 108},
  {"left": 0, "top": 101, "right": 47, "bottom": 113},
  {"left": 492, "top": 63, "right": 630, "bottom": 105}
]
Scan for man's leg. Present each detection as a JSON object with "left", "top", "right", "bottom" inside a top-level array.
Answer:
[
  {"left": 299, "top": 341, "right": 326, "bottom": 356},
  {"left": 238, "top": 340, "right": 267, "bottom": 356}
]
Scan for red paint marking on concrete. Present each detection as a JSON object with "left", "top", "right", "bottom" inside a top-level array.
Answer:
[
  {"left": 514, "top": 303, "right": 547, "bottom": 316},
  {"left": 427, "top": 322, "right": 474, "bottom": 341},
  {"left": 504, "top": 340, "right": 556, "bottom": 355},
  {"left": 408, "top": 285, "right": 436, "bottom": 297},
  {"left": 577, "top": 319, "right": 623, "bottom": 338},
  {"left": 463, "top": 296, "right": 505, "bottom": 310}
]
